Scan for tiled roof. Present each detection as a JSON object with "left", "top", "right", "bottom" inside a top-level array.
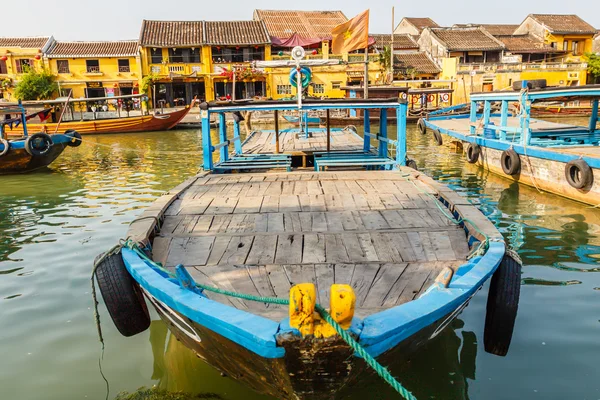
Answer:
[
  {"left": 454, "top": 24, "right": 519, "bottom": 36},
  {"left": 47, "top": 41, "right": 138, "bottom": 58},
  {"left": 404, "top": 17, "right": 439, "bottom": 33},
  {"left": 370, "top": 34, "right": 418, "bottom": 50},
  {"left": 394, "top": 52, "right": 441, "bottom": 74},
  {"left": 204, "top": 21, "right": 270, "bottom": 45},
  {"left": 0, "top": 37, "right": 50, "bottom": 49},
  {"left": 254, "top": 9, "right": 347, "bottom": 39},
  {"left": 431, "top": 28, "right": 505, "bottom": 51},
  {"left": 497, "top": 34, "right": 558, "bottom": 53},
  {"left": 528, "top": 14, "right": 596, "bottom": 34},
  {"left": 140, "top": 20, "right": 203, "bottom": 47}
]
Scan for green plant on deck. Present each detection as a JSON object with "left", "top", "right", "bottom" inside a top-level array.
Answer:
[
  {"left": 585, "top": 52, "right": 600, "bottom": 83},
  {"left": 14, "top": 67, "right": 58, "bottom": 100},
  {"left": 114, "top": 387, "right": 223, "bottom": 400}
]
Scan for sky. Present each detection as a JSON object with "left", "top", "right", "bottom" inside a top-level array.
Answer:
[{"left": 2, "top": 0, "right": 598, "bottom": 41}]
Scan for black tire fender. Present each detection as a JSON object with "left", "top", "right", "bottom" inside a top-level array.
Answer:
[
  {"left": 432, "top": 129, "right": 443, "bottom": 146},
  {"left": 343, "top": 125, "right": 358, "bottom": 134},
  {"left": 564, "top": 159, "right": 594, "bottom": 189},
  {"left": 465, "top": 143, "right": 481, "bottom": 164},
  {"left": 417, "top": 118, "right": 427, "bottom": 135},
  {"left": 484, "top": 250, "right": 522, "bottom": 357},
  {"left": 501, "top": 149, "right": 521, "bottom": 175},
  {"left": 94, "top": 250, "right": 150, "bottom": 337},
  {"left": 406, "top": 159, "right": 418, "bottom": 170},
  {"left": 24, "top": 132, "right": 53, "bottom": 156},
  {"left": 65, "top": 130, "right": 82, "bottom": 147},
  {"left": 0, "top": 138, "right": 9, "bottom": 157}
]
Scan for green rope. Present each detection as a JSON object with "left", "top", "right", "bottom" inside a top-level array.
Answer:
[{"left": 121, "top": 239, "right": 416, "bottom": 400}]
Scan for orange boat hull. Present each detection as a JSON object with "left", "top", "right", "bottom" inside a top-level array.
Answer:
[{"left": 5, "top": 107, "right": 192, "bottom": 137}]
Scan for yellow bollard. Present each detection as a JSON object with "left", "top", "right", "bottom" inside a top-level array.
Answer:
[
  {"left": 314, "top": 284, "right": 356, "bottom": 338},
  {"left": 289, "top": 283, "right": 316, "bottom": 336}
]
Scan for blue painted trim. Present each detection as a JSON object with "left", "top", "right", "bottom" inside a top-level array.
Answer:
[
  {"left": 379, "top": 109, "right": 388, "bottom": 158},
  {"left": 206, "top": 102, "right": 403, "bottom": 113},
  {"left": 428, "top": 103, "right": 469, "bottom": 116},
  {"left": 424, "top": 120, "right": 600, "bottom": 168},
  {"left": 590, "top": 99, "right": 598, "bottom": 132},
  {"left": 233, "top": 121, "right": 242, "bottom": 155},
  {"left": 6, "top": 133, "right": 72, "bottom": 150},
  {"left": 359, "top": 241, "right": 505, "bottom": 357},
  {"left": 121, "top": 249, "right": 285, "bottom": 358},
  {"left": 363, "top": 110, "right": 370, "bottom": 153},
  {"left": 218, "top": 113, "right": 228, "bottom": 162},
  {"left": 201, "top": 110, "right": 213, "bottom": 171},
  {"left": 397, "top": 103, "right": 407, "bottom": 166}
]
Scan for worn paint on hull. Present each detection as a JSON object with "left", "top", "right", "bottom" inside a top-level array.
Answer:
[{"left": 0, "top": 142, "right": 68, "bottom": 174}]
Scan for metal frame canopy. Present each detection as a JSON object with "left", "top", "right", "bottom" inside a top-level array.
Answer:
[
  {"left": 199, "top": 97, "right": 409, "bottom": 171},
  {"left": 470, "top": 84, "right": 600, "bottom": 102}
]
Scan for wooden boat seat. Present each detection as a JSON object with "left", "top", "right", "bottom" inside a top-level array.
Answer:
[
  {"left": 214, "top": 154, "right": 292, "bottom": 173},
  {"left": 314, "top": 152, "right": 396, "bottom": 171},
  {"left": 152, "top": 171, "right": 471, "bottom": 322}
]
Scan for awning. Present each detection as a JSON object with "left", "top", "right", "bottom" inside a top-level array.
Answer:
[{"left": 271, "top": 33, "right": 323, "bottom": 48}]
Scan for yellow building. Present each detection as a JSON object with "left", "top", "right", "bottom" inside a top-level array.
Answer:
[
  {"left": 138, "top": 20, "right": 270, "bottom": 105},
  {"left": 514, "top": 14, "right": 596, "bottom": 60},
  {"left": 46, "top": 40, "right": 141, "bottom": 99},
  {"left": 0, "top": 36, "right": 54, "bottom": 101}
]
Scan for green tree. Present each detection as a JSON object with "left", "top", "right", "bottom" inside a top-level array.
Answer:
[
  {"left": 378, "top": 46, "right": 393, "bottom": 84},
  {"left": 585, "top": 52, "right": 600, "bottom": 83},
  {"left": 14, "top": 67, "right": 58, "bottom": 100}
]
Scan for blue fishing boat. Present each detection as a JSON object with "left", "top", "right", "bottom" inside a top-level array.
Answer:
[
  {"left": 419, "top": 83, "right": 600, "bottom": 206},
  {"left": 0, "top": 103, "right": 81, "bottom": 174},
  {"left": 93, "top": 80, "right": 520, "bottom": 399}
]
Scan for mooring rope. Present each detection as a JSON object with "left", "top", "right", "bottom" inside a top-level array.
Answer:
[{"left": 114, "top": 239, "right": 416, "bottom": 400}]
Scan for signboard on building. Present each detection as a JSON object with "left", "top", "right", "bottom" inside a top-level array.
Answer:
[
  {"left": 119, "top": 82, "right": 134, "bottom": 88},
  {"left": 87, "top": 82, "right": 103, "bottom": 88}
]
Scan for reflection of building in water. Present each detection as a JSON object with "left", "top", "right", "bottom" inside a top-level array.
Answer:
[{"left": 148, "top": 321, "right": 271, "bottom": 399}]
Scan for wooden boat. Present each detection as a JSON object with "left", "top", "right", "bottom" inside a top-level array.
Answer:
[
  {"left": 94, "top": 98, "right": 521, "bottom": 400},
  {"left": 420, "top": 84, "right": 600, "bottom": 207},
  {"left": 3, "top": 95, "right": 194, "bottom": 137},
  {"left": 0, "top": 104, "right": 81, "bottom": 174}
]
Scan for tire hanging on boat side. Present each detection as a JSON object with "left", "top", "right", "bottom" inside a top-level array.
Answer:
[
  {"left": 417, "top": 118, "right": 427, "bottom": 135},
  {"left": 24, "top": 132, "right": 53, "bottom": 156},
  {"left": 432, "top": 129, "right": 443, "bottom": 146},
  {"left": 564, "top": 159, "right": 594, "bottom": 189},
  {"left": 484, "top": 249, "right": 522, "bottom": 357},
  {"left": 0, "top": 138, "right": 9, "bottom": 157},
  {"left": 501, "top": 149, "right": 521, "bottom": 175},
  {"left": 407, "top": 159, "right": 418, "bottom": 170},
  {"left": 94, "top": 250, "right": 151, "bottom": 337},
  {"left": 65, "top": 130, "right": 82, "bottom": 147},
  {"left": 465, "top": 143, "right": 481, "bottom": 164}
]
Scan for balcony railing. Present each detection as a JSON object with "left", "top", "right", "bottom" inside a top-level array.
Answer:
[
  {"left": 118, "top": 66, "right": 130, "bottom": 73},
  {"left": 86, "top": 66, "right": 100, "bottom": 73},
  {"left": 150, "top": 64, "right": 203, "bottom": 75},
  {"left": 458, "top": 62, "right": 588, "bottom": 73}
]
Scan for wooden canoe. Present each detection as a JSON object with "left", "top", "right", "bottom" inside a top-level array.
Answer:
[{"left": 5, "top": 106, "right": 192, "bottom": 137}]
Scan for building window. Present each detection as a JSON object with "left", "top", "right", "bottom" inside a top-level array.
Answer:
[
  {"left": 151, "top": 48, "right": 163, "bottom": 64},
  {"left": 57, "top": 60, "right": 70, "bottom": 73},
  {"left": 60, "top": 88, "right": 73, "bottom": 97},
  {"left": 118, "top": 59, "right": 130, "bottom": 73},
  {"left": 572, "top": 41, "right": 579, "bottom": 55},
  {"left": 276, "top": 85, "right": 292, "bottom": 95},
  {"left": 187, "top": 48, "right": 201, "bottom": 63},
  {"left": 86, "top": 59, "right": 100, "bottom": 73},
  {"left": 332, "top": 81, "right": 342, "bottom": 90},
  {"left": 169, "top": 48, "right": 184, "bottom": 63},
  {"left": 313, "top": 83, "right": 325, "bottom": 94},
  {"left": 15, "top": 59, "right": 33, "bottom": 73},
  {"left": 563, "top": 41, "right": 569, "bottom": 51},
  {"left": 0, "top": 59, "right": 7, "bottom": 74},
  {"left": 550, "top": 42, "right": 557, "bottom": 49}
]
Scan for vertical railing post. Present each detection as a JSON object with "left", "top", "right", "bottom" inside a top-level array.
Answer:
[
  {"left": 521, "top": 98, "right": 531, "bottom": 145},
  {"left": 483, "top": 100, "right": 491, "bottom": 128},
  {"left": 396, "top": 102, "right": 407, "bottom": 167},
  {"left": 378, "top": 108, "right": 388, "bottom": 158},
  {"left": 218, "top": 112, "right": 228, "bottom": 163},
  {"left": 363, "top": 109, "right": 370, "bottom": 153},
  {"left": 201, "top": 108, "right": 213, "bottom": 171},
  {"left": 589, "top": 99, "right": 599, "bottom": 133},
  {"left": 233, "top": 119, "right": 242, "bottom": 155},
  {"left": 500, "top": 100, "right": 508, "bottom": 140},
  {"left": 469, "top": 100, "right": 477, "bottom": 135}
]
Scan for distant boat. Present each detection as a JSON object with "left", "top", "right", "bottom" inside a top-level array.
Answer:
[
  {"left": 3, "top": 95, "right": 194, "bottom": 137},
  {"left": 282, "top": 114, "right": 320, "bottom": 125},
  {"left": 0, "top": 104, "right": 81, "bottom": 174}
]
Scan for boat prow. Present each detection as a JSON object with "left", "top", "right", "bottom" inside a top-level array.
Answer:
[{"left": 93, "top": 98, "right": 521, "bottom": 399}]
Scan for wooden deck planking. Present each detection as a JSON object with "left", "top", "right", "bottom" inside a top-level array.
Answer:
[
  {"left": 154, "top": 171, "right": 472, "bottom": 321},
  {"left": 242, "top": 129, "right": 364, "bottom": 155}
]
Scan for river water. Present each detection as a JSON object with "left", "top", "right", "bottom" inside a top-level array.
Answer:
[{"left": 0, "top": 124, "right": 598, "bottom": 400}]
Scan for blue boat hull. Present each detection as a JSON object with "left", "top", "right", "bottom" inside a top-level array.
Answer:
[{"left": 0, "top": 134, "right": 74, "bottom": 174}]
